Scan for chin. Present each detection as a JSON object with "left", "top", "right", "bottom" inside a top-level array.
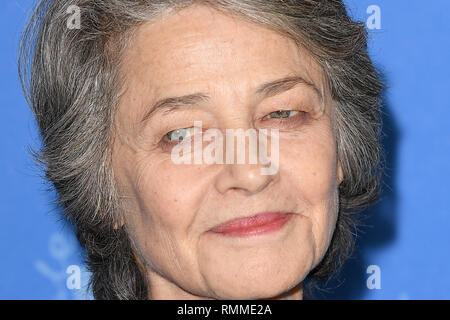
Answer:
[{"left": 202, "top": 264, "right": 309, "bottom": 300}]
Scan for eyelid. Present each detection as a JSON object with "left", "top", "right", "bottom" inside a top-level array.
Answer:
[
  {"left": 163, "top": 123, "right": 207, "bottom": 144},
  {"left": 256, "top": 108, "right": 310, "bottom": 129},
  {"left": 165, "top": 126, "right": 195, "bottom": 141},
  {"left": 262, "top": 110, "right": 300, "bottom": 120}
]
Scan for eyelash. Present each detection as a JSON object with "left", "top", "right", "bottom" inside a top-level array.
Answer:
[
  {"left": 260, "top": 109, "right": 307, "bottom": 125},
  {"left": 158, "top": 109, "right": 308, "bottom": 148}
]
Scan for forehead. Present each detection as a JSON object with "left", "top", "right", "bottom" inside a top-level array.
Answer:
[{"left": 120, "top": 4, "right": 325, "bottom": 102}]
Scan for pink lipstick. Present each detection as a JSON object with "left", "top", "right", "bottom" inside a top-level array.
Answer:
[{"left": 209, "top": 212, "right": 293, "bottom": 237}]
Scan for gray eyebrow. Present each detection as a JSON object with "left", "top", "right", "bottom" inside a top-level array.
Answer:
[
  {"left": 141, "top": 93, "right": 210, "bottom": 123},
  {"left": 141, "top": 75, "right": 323, "bottom": 123},
  {"left": 255, "top": 75, "right": 323, "bottom": 101}
]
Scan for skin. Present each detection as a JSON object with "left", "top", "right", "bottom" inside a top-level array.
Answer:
[{"left": 112, "top": 4, "right": 343, "bottom": 300}]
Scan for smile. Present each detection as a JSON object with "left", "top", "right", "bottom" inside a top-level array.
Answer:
[{"left": 208, "top": 212, "right": 294, "bottom": 237}]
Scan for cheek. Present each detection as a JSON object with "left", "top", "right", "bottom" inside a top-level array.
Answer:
[
  {"left": 279, "top": 128, "right": 339, "bottom": 256},
  {"left": 121, "top": 155, "right": 213, "bottom": 279},
  {"left": 130, "top": 155, "right": 208, "bottom": 231},
  {"left": 126, "top": 152, "right": 225, "bottom": 258}
]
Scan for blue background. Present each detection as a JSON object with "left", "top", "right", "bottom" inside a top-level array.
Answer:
[{"left": 1, "top": 0, "right": 449, "bottom": 299}]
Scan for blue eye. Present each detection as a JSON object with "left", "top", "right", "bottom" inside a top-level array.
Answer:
[
  {"left": 165, "top": 127, "right": 195, "bottom": 142},
  {"left": 266, "top": 110, "right": 299, "bottom": 119}
]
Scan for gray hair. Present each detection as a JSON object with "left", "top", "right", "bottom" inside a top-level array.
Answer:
[{"left": 19, "top": 0, "right": 384, "bottom": 299}]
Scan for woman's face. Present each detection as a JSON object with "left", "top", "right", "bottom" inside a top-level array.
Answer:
[{"left": 112, "top": 4, "right": 343, "bottom": 299}]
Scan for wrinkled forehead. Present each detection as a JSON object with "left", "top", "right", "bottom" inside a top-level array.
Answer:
[{"left": 119, "top": 4, "right": 328, "bottom": 102}]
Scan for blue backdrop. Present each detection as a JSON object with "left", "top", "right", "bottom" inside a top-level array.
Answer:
[{"left": 1, "top": 0, "right": 449, "bottom": 299}]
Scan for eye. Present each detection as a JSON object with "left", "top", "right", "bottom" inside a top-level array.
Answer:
[
  {"left": 263, "top": 110, "right": 300, "bottom": 120},
  {"left": 164, "top": 127, "right": 195, "bottom": 142}
]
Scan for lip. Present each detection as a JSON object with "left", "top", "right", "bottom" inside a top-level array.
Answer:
[{"left": 209, "top": 212, "right": 293, "bottom": 237}]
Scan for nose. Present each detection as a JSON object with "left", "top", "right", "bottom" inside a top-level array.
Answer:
[
  {"left": 215, "top": 162, "right": 277, "bottom": 195},
  {"left": 214, "top": 130, "right": 280, "bottom": 195}
]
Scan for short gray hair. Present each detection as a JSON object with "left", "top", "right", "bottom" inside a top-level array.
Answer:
[{"left": 19, "top": 0, "right": 384, "bottom": 299}]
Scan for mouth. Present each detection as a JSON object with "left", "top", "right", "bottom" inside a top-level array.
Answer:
[{"left": 208, "top": 212, "right": 294, "bottom": 237}]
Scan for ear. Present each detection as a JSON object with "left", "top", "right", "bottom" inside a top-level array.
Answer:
[{"left": 337, "top": 159, "right": 344, "bottom": 185}]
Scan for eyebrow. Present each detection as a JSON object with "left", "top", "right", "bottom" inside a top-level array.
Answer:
[{"left": 141, "top": 75, "right": 323, "bottom": 123}]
